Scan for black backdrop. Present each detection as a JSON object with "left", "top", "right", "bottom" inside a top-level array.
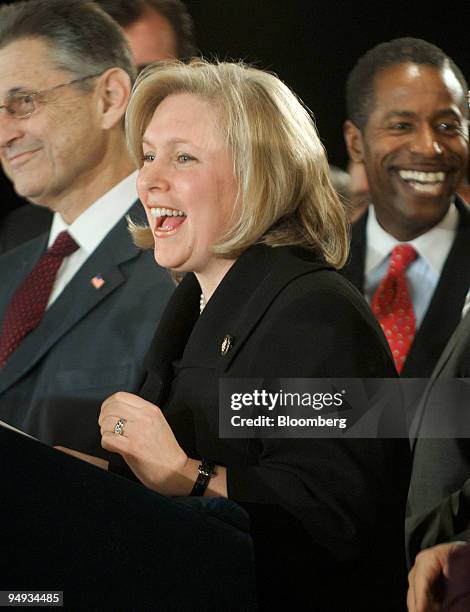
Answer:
[
  {"left": 184, "top": 0, "right": 469, "bottom": 168},
  {"left": 0, "top": 0, "right": 468, "bottom": 219}
]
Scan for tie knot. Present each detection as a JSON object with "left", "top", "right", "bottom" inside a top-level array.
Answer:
[
  {"left": 389, "top": 244, "right": 417, "bottom": 273},
  {"left": 47, "top": 231, "right": 79, "bottom": 258}
]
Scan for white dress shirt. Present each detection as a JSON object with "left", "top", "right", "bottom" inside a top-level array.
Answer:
[
  {"left": 364, "top": 203, "right": 459, "bottom": 328},
  {"left": 46, "top": 171, "right": 139, "bottom": 307}
]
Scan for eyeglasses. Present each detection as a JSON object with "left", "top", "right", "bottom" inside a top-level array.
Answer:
[{"left": 0, "top": 73, "right": 102, "bottom": 119}]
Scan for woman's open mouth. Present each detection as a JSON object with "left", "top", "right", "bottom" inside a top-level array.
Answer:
[{"left": 150, "top": 207, "right": 187, "bottom": 235}]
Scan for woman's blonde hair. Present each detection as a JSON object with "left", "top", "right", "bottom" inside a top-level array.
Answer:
[{"left": 126, "top": 58, "right": 349, "bottom": 268}]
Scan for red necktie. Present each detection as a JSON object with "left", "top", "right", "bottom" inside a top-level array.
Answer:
[
  {"left": 371, "top": 244, "right": 418, "bottom": 373},
  {"left": 0, "top": 231, "right": 79, "bottom": 367}
]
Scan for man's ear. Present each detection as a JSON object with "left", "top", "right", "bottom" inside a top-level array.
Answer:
[
  {"left": 95, "top": 67, "right": 132, "bottom": 130},
  {"left": 344, "top": 119, "right": 365, "bottom": 163}
]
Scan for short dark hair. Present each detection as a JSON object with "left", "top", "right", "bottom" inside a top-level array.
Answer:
[
  {"left": 0, "top": 0, "right": 136, "bottom": 83},
  {"left": 346, "top": 37, "right": 469, "bottom": 130},
  {"left": 94, "top": 0, "right": 196, "bottom": 59}
]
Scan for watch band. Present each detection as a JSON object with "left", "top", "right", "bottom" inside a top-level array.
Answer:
[{"left": 190, "top": 459, "right": 216, "bottom": 496}]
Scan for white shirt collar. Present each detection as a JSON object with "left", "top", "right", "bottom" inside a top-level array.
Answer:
[
  {"left": 365, "top": 202, "right": 459, "bottom": 276},
  {"left": 48, "top": 171, "right": 139, "bottom": 253}
]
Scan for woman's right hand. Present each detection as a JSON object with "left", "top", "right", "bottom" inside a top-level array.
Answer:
[{"left": 99, "top": 391, "right": 195, "bottom": 495}]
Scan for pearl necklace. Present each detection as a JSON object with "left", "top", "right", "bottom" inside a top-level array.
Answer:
[{"left": 199, "top": 293, "right": 206, "bottom": 314}]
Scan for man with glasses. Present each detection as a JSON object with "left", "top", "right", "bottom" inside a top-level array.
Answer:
[
  {"left": 0, "top": 0, "right": 196, "bottom": 253},
  {"left": 0, "top": 0, "right": 175, "bottom": 457}
]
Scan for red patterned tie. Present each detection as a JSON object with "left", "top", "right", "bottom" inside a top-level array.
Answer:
[
  {"left": 0, "top": 231, "right": 79, "bottom": 367},
  {"left": 371, "top": 244, "right": 418, "bottom": 373}
]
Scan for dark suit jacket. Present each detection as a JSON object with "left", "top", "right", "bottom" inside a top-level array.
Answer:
[
  {"left": 0, "top": 204, "right": 52, "bottom": 255},
  {"left": 342, "top": 198, "right": 470, "bottom": 377},
  {"left": 0, "top": 201, "right": 175, "bottom": 458},
  {"left": 406, "top": 312, "right": 470, "bottom": 563},
  {"left": 134, "top": 244, "right": 410, "bottom": 610}
]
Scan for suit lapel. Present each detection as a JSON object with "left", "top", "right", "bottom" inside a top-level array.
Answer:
[
  {"left": 403, "top": 198, "right": 470, "bottom": 376},
  {"left": 409, "top": 311, "right": 470, "bottom": 450},
  {"left": 139, "top": 273, "right": 200, "bottom": 404},
  {"left": 217, "top": 248, "right": 331, "bottom": 372},
  {"left": 431, "top": 311, "right": 470, "bottom": 379},
  {"left": 176, "top": 246, "right": 330, "bottom": 373},
  {"left": 0, "top": 204, "right": 142, "bottom": 394},
  {"left": 0, "top": 234, "right": 49, "bottom": 313},
  {"left": 341, "top": 209, "right": 367, "bottom": 291}
]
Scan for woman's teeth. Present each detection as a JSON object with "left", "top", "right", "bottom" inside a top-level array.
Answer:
[{"left": 150, "top": 207, "right": 186, "bottom": 218}]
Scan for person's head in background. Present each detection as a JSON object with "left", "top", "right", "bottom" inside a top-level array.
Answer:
[
  {"left": 330, "top": 165, "right": 370, "bottom": 223},
  {"left": 0, "top": 0, "right": 136, "bottom": 222},
  {"left": 344, "top": 37, "right": 469, "bottom": 241},
  {"left": 347, "top": 160, "right": 369, "bottom": 222},
  {"left": 328, "top": 164, "right": 370, "bottom": 223},
  {"left": 94, "top": 0, "right": 196, "bottom": 69}
]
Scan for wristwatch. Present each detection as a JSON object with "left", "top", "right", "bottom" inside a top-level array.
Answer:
[{"left": 190, "top": 459, "right": 217, "bottom": 496}]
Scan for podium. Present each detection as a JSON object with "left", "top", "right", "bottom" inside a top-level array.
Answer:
[{"left": 0, "top": 426, "right": 256, "bottom": 610}]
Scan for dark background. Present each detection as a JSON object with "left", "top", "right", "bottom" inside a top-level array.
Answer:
[
  {"left": 184, "top": 0, "right": 468, "bottom": 168},
  {"left": 1, "top": 0, "right": 468, "bottom": 219}
]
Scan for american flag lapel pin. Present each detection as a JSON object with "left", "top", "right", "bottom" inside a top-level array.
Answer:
[{"left": 91, "top": 274, "right": 105, "bottom": 289}]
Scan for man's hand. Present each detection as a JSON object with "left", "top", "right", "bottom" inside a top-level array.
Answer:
[{"left": 407, "top": 542, "right": 465, "bottom": 612}]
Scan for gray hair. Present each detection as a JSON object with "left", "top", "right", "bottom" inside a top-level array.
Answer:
[{"left": 0, "top": 0, "right": 137, "bottom": 84}]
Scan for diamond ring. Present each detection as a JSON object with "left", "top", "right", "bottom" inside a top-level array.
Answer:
[{"left": 114, "top": 417, "right": 127, "bottom": 436}]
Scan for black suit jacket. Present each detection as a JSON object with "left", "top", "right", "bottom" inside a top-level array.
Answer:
[
  {"left": 406, "top": 312, "right": 470, "bottom": 563},
  {"left": 342, "top": 198, "right": 470, "bottom": 377},
  {"left": 133, "top": 244, "right": 410, "bottom": 610}
]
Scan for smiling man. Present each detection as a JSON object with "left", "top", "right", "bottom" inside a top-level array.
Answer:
[
  {"left": 343, "top": 38, "right": 470, "bottom": 376},
  {"left": 0, "top": 0, "right": 196, "bottom": 254},
  {"left": 0, "top": 0, "right": 174, "bottom": 455}
]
